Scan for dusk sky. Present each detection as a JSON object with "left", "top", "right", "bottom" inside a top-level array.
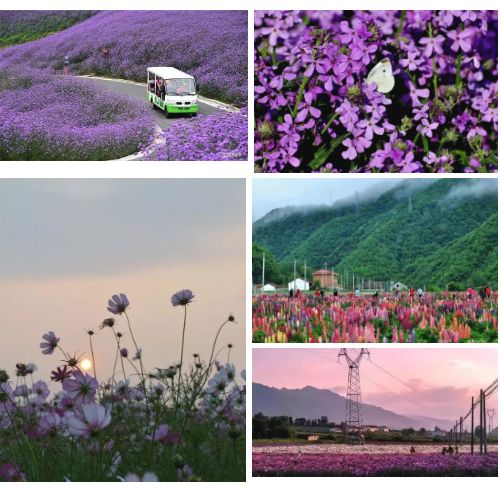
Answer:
[
  {"left": 253, "top": 348, "right": 498, "bottom": 422},
  {"left": 0, "top": 179, "right": 245, "bottom": 384}
]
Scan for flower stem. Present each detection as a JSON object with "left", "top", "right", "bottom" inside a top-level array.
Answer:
[
  {"left": 176, "top": 305, "right": 188, "bottom": 408},
  {"left": 321, "top": 112, "right": 339, "bottom": 135},
  {"left": 455, "top": 53, "right": 462, "bottom": 91},
  {"left": 292, "top": 76, "right": 310, "bottom": 118},
  {"left": 89, "top": 335, "right": 97, "bottom": 381},
  {"left": 396, "top": 11, "right": 406, "bottom": 40},
  {"left": 208, "top": 320, "right": 230, "bottom": 367}
]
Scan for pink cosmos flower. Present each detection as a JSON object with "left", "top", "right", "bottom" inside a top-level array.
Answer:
[
  {"left": 40, "top": 331, "right": 60, "bottom": 355},
  {"left": 62, "top": 371, "right": 98, "bottom": 405},
  {"left": 66, "top": 403, "right": 111, "bottom": 437},
  {"left": 144, "top": 424, "right": 181, "bottom": 446}
]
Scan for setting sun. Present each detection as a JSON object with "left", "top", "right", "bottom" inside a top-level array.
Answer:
[{"left": 80, "top": 358, "right": 92, "bottom": 371}]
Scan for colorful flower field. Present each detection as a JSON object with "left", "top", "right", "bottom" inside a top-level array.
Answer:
[
  {"left": 252, "top": 451, "right": 498, "bottom": 476},
  {"left": 252, "top": 292, "right": 498, "bottom": 343},
  {"left": 0, "top": 291, "right": 245, "bottom": 482},
  {"left": 254, "top": 10, "right": 498, "bottom": 173}
]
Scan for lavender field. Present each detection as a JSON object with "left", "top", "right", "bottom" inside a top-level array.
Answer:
[
  {"left": 0, "top": 11, "right": 248, "bottom": 161},
  {"left": 254, "top": 10, "right": 498, "bottom": 173}
]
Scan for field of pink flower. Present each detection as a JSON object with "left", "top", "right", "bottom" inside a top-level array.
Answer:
[
  {"left": 252, "top": 291, "right": 498, "bottom": 343},
  {"left": 252, "top": 451, "right": 498, "bottom": 476},
  {"left": 0, "top": 290, "right": 245, "bottom": 482}
]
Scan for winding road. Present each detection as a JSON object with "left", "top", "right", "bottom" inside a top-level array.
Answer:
[{"left": 89, "top": 77, "right": 220, "bottom": 130}]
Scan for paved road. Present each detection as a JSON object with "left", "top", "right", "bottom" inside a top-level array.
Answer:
[{"left": 92, "top": 78, "right": 217, "bottom": 130}]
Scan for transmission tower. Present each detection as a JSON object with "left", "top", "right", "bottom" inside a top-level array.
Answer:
[
  {"left": 487, "top": 408, "right": 495, "bottom": 441},
  {"left": 338, "top": 348, "right": 370, "bottom": 443}
]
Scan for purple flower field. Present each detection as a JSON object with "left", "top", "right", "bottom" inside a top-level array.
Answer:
[
  {"left": 0, "top": 10, "right": 247, "bottom": 106},
  {"left": 143, "top": 108, "right": 248, "bottom": 161},
  {"left": 0, "top": 69, "right": 155, "bottom": 160},
  {"left": 252, "top": 452, "right": 498, "bottom": 476},
  {"left": 254, "top": 10, "right": 498, "bottom": 173}
]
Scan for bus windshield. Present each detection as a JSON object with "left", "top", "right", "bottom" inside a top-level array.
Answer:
[{"left": 165, "top": 78, "right": 196, "bottom": 96}]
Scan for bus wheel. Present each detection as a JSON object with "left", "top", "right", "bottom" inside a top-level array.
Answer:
[
  {"left": 152, "top": 103, "right": 157, "bottom": 110},
  {"left": 165, "top": 109, "right": 170, "bottom": 119}
]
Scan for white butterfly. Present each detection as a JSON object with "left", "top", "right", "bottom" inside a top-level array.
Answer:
[{"left": 366, "top": 58, "right": 395, "bottom": 94}]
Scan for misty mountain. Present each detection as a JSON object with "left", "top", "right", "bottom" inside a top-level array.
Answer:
[
  {"left": 253, "top": 179, "right": 498, "bottom": 289},
  {"left": 253, "top": 383, "right": 454, "bottom": 431}
]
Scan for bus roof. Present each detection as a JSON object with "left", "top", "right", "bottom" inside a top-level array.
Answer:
[{"left": 147, "top": 67, "right": 194, "bottom": 80}]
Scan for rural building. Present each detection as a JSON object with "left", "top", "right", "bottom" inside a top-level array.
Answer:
[
  {"left": 391, "top": 282, "right": 408, "bottom": 291},
  {"left": 260, "top": 284, "right": 276, "bottom": 292},
  {"left": 363, "top": 425, "right": 389, "bottom": 433},
  {"left": 307, "top": 435, "right": 320, "bottom": 441},
  {"left": 288, "top": 278, "right": 310, "bottom": 291},
  {"left": 312, "top": 269, "right": 339, "bottom": 288}
]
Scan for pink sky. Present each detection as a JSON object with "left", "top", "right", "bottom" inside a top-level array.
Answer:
[
  {"left": 253, "top": 348, "right": 498, "bottom": 422},
  {"left": 0, "top": 180, "right": 245, "bottom": 387}
]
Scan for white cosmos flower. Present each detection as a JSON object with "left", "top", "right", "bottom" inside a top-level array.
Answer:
[{"left": 67, "top": 403, "right": 111, "bottom": 437}]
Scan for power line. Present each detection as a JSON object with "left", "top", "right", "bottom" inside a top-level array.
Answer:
[{"left": 368, "top": 358, "right": 418, "bottom": 393}]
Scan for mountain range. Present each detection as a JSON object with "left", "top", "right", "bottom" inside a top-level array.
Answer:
[
  {"left": 252, "top": 179, "right": 498, "bottom": 289},
  {"left": 253, "top": 383, "right": 454, "bottom": 430}
]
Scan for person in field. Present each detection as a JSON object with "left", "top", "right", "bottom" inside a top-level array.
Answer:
[
  {"left": 486, "top": 286, "right": 491, "bottom": 298},
  {"left": 479, "top": 286, "right": 487, "bottom": 300},
  {"left": 409, "top": 287, "right": 415, "bottom": 300},
  {"left": 417, "top": 287, "right": 424, "bottom": 300},
  {"left": 289, "top": 289, "right": 294, "bottom": 298},
  {"left": 63, "top": 55, "right": 70, "bottom": 75},
  {"left": 467, "top": 287, "right": 475, "bottom": 299},
  {"left": 333, "top": 288, "right": 338, "bottom": 297}
]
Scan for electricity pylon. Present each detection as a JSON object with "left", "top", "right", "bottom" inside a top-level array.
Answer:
[{"left": 338, "top": 349, "right": 370, "bottom": 444}]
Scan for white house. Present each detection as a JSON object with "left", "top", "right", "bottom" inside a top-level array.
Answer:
[
  {"left": 391, "top": 282, "right": 408, "bottom": 291},
  {"left": 288, "top": 278, "right": 310, "bottom": 291},
  {"left": 260, "top": 283, "right": 276, "bottom": 292}
]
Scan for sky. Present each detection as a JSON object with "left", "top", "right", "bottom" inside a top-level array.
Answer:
[
  {"left": 252, "top": 178, "right": 498, "bottom": 221},
  {"left": 252, "top": 178, "right": 403, "bottom": 220},
  {"left": 0, "top": 179, "right": 245, "bottom": 384},
  {"left": 253, "top": 348, "right": 498, "bottom": 422}
]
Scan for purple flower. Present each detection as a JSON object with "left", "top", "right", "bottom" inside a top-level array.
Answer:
[
  {"left": 341, "top": 133, "right": 371, "bottom": 160},
  {"left": 407, "top": 81, "right": 430, "bottom": 107},
  {"left": 448, "top": 29, "right": 473, "bottom": 52},
  {"left": 50, "top": 365, "right": 72, "bottom": 383},
  {"left": 144, "top": 424, "right": 181, "bottom": 446},
  {"left": 296, "top": 92, "right": 321, "bottom": 122},
  {"left": 418, "top": 119, "right": 439, "bottom": 138},
  {"left": 62, "top": 371, "right": 98, "bottom": 405},
  {"left": 171, "top": 289, "right": 195, "bottom": 307},
  {"left": 419, "top": 34, "right": 445, "bottom": 57},
  {"left": 40, "top": 331, "right": 60, "bottom": 355},
  {"left": 107, "top": 293, "right": 129, "bottom": 315}
]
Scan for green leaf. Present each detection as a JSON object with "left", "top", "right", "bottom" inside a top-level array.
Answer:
[{"left": 309, "top": 133, "right": 349, "bottom": 170}]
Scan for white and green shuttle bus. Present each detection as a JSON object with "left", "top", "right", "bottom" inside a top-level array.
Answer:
[{"left": 147, "top": 67, "right": 198, "bottom": 117}]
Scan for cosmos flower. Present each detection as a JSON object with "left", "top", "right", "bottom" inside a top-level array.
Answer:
[
  {"left": 40, "top": 331, "right": 60, "bottom": 355},
  {"left": 171, "top": 290, "right": 195, "bottom": 307},
  {"left": 144, "top": 424, "right": 181, "bottom": 446},
  {"left": 62, "top": 371, "right": 98, "bottom": 405},
  {"left": 107, "top": 294, "right": 130, "bottom": 315},
  {"left": 66, "top": 403, "right": 111, "bottom": 437},
  {"left": 119, "top": 472, "right": 159, "bottom": 482},
  {"left": 50, "top": 366, "right": 72, "bottom": 383}
]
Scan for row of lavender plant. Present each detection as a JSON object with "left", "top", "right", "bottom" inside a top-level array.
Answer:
[
  {"left": 254, "top": 10, "right": 498, "bottom": 173},
  {"left": 0, "top": 290, "right": 245, "bottom": 482}
]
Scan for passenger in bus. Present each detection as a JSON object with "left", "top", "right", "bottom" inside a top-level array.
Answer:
[
  {"left": 160, "top": 80, "right": 166, "bottom": 100},
  {"left": 176, "top": 82, "right": 187, "bottom": 95}
]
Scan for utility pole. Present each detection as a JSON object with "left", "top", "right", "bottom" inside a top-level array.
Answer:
[
  {"left": 482, "top": 390, "right": 487, "bottom": 453},
  {"left": 459, "top": 416, "right": 463, "bottom": 445},
  {"left": 262, "top": 253, "right": 265, "bottom": 291},
  {"left": 293, "top": 259, "right": 297, "bottom": 292},
  {"left": 304, "top": 260, "right": 307, "bottom": 291},
  {"left": 338, "top": 349, "right": 370, "bottom": 444},
  {"left": 471, "top": 396, "right": 474, "bottom": 454},
  {"left": 479, "top": 389, "right": 484, "bottom": 454}
]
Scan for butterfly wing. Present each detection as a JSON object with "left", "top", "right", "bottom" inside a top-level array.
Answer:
[{"left": 366, "top": 58, "right": 395, "bottom": 94}]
